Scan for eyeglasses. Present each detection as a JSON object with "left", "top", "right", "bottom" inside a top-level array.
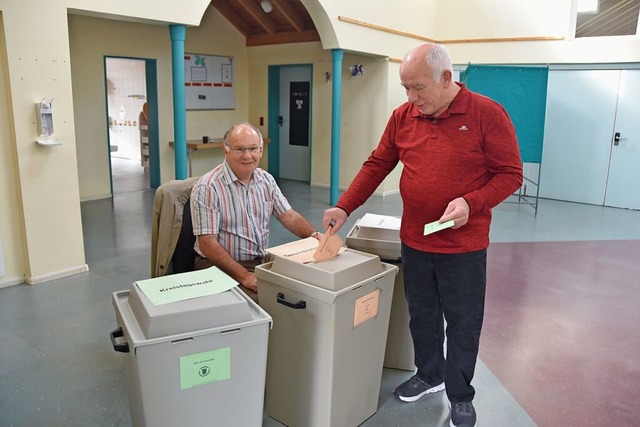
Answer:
[{"left": 224, "top": 144, "right": 263, "bottom": 155}]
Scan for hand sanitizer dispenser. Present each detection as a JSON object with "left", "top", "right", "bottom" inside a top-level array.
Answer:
[
  {"left": 36, "top": 100, "right": 54, "bottom": 137},
  {"left": 35, "top": 99, "right": 61, "bottom": 145}
]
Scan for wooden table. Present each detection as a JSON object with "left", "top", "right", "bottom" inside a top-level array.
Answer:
[{"left": 169, "top": 138, "right": 224, "bottom": 176}]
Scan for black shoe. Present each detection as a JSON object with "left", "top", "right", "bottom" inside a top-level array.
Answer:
[
  {"left": 449, "top": 401, "right": 477, "bottom": 427},
  {"left": 393, "top": 375, "right": 445, "bottom": 402}
]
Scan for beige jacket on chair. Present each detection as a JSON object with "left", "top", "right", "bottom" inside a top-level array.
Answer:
[{"left": 150, "top": 177, "right": 199, "bottom": 277}]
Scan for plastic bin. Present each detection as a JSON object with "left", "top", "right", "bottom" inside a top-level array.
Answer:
[
  {"left": 256, "top": 248, "right": 398, "bottom": 427},
  {"left": 111, "top": 281, "right": 272, "bottom": 427},
  {"left": 346, "top": 220, "right": 415, "bottom": 371}
]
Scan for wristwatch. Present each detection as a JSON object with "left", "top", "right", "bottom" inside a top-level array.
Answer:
[{"left": 310, "top": 231, "right": 320, "bottom": 238}]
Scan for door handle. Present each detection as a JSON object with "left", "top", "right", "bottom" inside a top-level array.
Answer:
[
  {"left": 614, "top": 132, "right": 620, "bottom": 146},
  {"left": 278, "top": 116, "right": 284, "bottom": 127}
]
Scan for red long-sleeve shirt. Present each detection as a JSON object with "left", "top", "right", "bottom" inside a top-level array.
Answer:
[{"left": 337, "top": 84, "right": 523, "bottom": 254}]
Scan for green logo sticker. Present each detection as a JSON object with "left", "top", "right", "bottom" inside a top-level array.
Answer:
[{"left": 180, "top": 347, "right": 231, "bottom": 390}]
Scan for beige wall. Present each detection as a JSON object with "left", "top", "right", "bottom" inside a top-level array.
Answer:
[
  {"left": 247, "top": 44, "right": 402, "bottom": 194},
  {"left": 70, "top": 6, "right": 249, "bottom": 193},
  {"left": 0, "top": 0, "right": 210, "bottom": 286},
  {"left": 66, "top": 0, "right": 210, "bottom": 26},
  {"left": 184, "top": 7, "right": 250, "bottom": 177},
  {"left": 70, "top": 15, "right": 170, "bottom": 199},
  {"left": 315, "top": 0, "right": 640, "bottom": 64},
  {"left": 309, "top": 0, "right": 438, "bottom": 55},
  {"left": 0, "top": 0, "right": 86, "bottom": 287},
  {"left": 0, "top": 13, "right": 26, "bottom": 287},
  {"left": 2, "top": 0, "right": 639, "bottom": 286}
]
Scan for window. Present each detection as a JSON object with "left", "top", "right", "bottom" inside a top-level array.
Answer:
[{"left": 575, "top": 0, "right": 640, "bottom": 38}]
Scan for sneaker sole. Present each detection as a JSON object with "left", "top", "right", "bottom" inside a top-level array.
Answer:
[{"left": 397, "top": 382, "right": 445, "bottom": 402}]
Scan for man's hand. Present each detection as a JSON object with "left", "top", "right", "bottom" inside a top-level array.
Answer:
[
  {"left": 239, "top": 271, "right": 258, "bottom": 293},
  {"left": 322, "top": 207, "right": 348, "bottom": 234},
  {"left": 439, "top": 197, "right": 470, "bottom": 229}
]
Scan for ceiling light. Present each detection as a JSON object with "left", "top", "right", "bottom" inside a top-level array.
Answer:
[{"left": 261, "top": 0, "right": 273, "bottom": 13}]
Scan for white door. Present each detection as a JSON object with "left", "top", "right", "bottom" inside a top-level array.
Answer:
[
  {"left": 279, "top": 66, "right": 311, "bottom": 182},
  {"left": 540, "top": 69, "right": 619, "bottom": 205},
  {"left": 604, "top": 70, "right": 640, "bottom": 209}
]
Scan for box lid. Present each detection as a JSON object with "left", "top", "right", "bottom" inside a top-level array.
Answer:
[
  {"left": 269, "top": 248, "right": 384, "bottom": 291},
  {"left": 127, "top": 273, "right": 252, "bottom": 339},
  {"left": 345, "top": 222, "right": 401, "bottom": 262}
]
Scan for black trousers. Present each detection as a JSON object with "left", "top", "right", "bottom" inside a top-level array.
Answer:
[{"left": 401, "top": 243, "right": 487, "bottom": 403}]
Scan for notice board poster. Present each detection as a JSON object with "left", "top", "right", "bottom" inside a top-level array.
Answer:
[{"left": 184, "top": 53, "right": 234, "bottom": 110}]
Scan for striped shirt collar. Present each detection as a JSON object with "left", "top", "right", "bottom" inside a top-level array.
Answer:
[{"left": 220, "top": 159, "right": 265, "bottom": 187}]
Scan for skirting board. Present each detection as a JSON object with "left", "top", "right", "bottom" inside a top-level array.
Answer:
[
  {"left": 80, "top": 193, "right": 112, "bottom": 202},
  {"left": 25, "top": 264, "right": 89, "bottom": 285},
  {"left": 0, "top": 276, "right": 25, "bottom": 290}
]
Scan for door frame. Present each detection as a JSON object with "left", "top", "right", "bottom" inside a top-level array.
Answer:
[
  {"left": 267, "top": 63, "right": 313, "bottom": 180},
  {"left": 103, "top": 56, "right": 160, "bottom": 193}
]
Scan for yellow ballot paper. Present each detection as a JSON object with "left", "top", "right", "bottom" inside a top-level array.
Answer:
[
  {"left": 313, "top": 232, "right": 344, "bottom": 262},
  {"left": 423, "top": 219, "right": 455, "bottom": 236},
  {"left": 135, "top": 266, "right": 238, "bottom": 306}
]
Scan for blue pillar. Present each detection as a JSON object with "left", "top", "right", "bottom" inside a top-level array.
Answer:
[
  {"left": 330, "top": 49, "right": 343, "bottom": 205},
  {"left": 169, "top": 24, "right": 187, "bottom": 180}
]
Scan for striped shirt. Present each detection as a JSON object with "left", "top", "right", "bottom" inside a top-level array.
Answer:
[{"left": 191, "top": 160, "right": 291, "bottom": 261}]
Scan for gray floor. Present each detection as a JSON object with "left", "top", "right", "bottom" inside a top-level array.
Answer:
[{"left": 1, "top": 179, "right": 639, "bottom": 427}]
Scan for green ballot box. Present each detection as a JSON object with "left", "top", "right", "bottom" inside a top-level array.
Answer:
[
  {"left": 110, "top": 268, "right": 272, "bottom": 427},
  {"left": 346, "top": 215, "right": 415, "bottom": 372},
  {"left": 256, "top": 248, "right": 398, "bottom": 427}
]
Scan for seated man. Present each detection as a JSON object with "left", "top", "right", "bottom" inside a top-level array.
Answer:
[{"left": 190, "top": 122, "right": 319, "bottom": 299}]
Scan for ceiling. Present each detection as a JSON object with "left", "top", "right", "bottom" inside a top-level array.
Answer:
[
  {"left": 211, "top": 0, "right": 321, "bottom": 46},
  {"left": 576, "top": 0, "right": 639, "bottom": 37}
]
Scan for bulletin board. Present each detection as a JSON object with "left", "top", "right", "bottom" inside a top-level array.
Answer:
[
  {"left": 184, "top": 53, "right": 234, "bottom": 110},
  {"left": 460, "top": 65, "right": 549, "bottom": 163}
]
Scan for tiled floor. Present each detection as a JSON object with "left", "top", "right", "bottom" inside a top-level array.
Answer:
[
  {"left": 111, "top": 156, "right": 149, "bottom": 194},
  {"left": 1, "top": 179, "right": 639, "bottom": 426}
]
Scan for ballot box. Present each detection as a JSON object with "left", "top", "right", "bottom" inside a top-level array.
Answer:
[
  {"left": 256, "top": 248, "right": 398, "bottom": 427},
  {"left": 110, "top": 268, "right": 272, "bottom": 427},
  {"left": 346, "top": 214, "right": 415, "bottom": 372}
]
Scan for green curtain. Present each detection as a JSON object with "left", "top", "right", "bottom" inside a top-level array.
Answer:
[{"left": 460, "top": 65, "right": 548, "bottom": 163}]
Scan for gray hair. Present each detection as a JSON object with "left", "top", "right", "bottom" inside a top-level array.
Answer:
[
  {"left": 425, "top": 44, "right": 453, "bottom": 83},
  {"left": 223, "top": 122, "right": 264, "bottom": 147}
]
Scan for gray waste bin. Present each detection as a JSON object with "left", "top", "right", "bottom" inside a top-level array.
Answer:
[
  {"left": 346, "top": 220, "right": 415, "bottom": 372},
  {"left": 256, "top": 248, "right": 398, "bottom": 427},
  {"left": 111, "top": 279, "right": 272, "bottom": 427}
]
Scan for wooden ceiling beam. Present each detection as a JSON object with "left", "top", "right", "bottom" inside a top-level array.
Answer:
[
  {"left": 236, "top": 0, "right": 277, "bottom": 35},
  {"left": 271, "top": 0, "right": 305, "bottom": 33},
  {"left": 211, "top": 0, "right": 251, "bottom": 37},
  {"left": 246, "top": 29, "right": 320, "bottom": 46}
]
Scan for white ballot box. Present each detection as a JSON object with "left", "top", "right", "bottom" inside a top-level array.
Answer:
[
  {"left": 346, "top": 214, "right": 415, "bottom": 372},
  {"left": 256, "top": 248, "right": 398, "bottom": 427},
  {"left": 110, "top": 268, "right": 272, "bottom": 427}
]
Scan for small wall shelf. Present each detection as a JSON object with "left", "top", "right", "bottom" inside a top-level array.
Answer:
[{"left": 36, "top": 139, "right": 63, "bottom": 146}]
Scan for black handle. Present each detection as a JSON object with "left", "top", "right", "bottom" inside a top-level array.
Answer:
[
  {"left": 110, "top": 327, "right": 130, "bottom": 353},
  {"left": 614, "top": 132, "right": 621, "bottom": 146},
  {"left": 277, "top": 116, "right": 284, "bottom": 127},
  {"left": 277, "top": 292, "right": 306, "bottom": 309}
]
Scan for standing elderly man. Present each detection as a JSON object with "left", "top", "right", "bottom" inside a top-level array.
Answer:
[
  {"left": 322, "top": 43, "right": 523, "bottom": 427},
  {"left": 191, "top": 122, "right": 319, "bottom": 299}
]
